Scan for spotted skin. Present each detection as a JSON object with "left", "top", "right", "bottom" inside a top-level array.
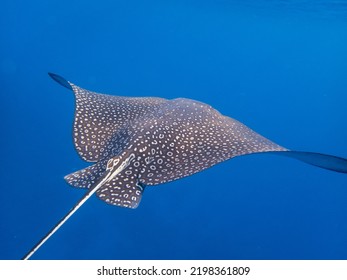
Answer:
[
  {"left": 116, "top": 98, "right": 286, "bottom": 187},
  {"left": 49, "top": 74, "right": 346, "bottom": 210},
  {"left": 66, "top": 83, "right": 287, "bottom": 208},
  {"left": 71, "top": 84, "right": 166, "bottom": 162}
]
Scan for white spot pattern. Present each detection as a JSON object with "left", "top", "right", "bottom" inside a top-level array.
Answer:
[
  {"left": 71, "top": 84, "right": 166, "bottom": 162},
  {"left": 65, "top": 85, "right": 287, "bottom": 209}
]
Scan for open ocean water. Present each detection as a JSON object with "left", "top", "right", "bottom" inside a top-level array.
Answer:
[{"left": 1, "top": 0, "right": 347, "bottom": 260}]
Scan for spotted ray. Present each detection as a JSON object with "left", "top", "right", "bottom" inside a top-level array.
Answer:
[{"left": 22, "top": 73, "right": 347, "bottom": 259}]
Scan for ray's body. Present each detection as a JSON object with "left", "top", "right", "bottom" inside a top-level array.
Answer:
[{"left": 22, "top": 73, "right": 347, "bottom": 259}]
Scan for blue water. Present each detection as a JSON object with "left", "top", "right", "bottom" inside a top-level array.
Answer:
[{"left": 1, "top": 0, "right": 347, "bottom": 260}]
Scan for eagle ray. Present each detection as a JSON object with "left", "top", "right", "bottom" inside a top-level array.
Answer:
[{"left": 22, "top": 73, "right": 347, "bottom": 259}]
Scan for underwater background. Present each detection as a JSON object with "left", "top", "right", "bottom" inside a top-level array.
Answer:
[{"left": 1, "top": 0, "right": 347, "bottom": 260}]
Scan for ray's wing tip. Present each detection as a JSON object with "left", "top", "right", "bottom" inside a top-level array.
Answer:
[
  {"left": 273, "top": 150, "right": 347, "bottom": 174},
  {"left": 48, "top": 72, "right": 73, "bottom": 91}
]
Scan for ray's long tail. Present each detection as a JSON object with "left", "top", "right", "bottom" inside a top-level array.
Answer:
[{"left": 21, "top": 171, "right": 111, "bottom": 260}]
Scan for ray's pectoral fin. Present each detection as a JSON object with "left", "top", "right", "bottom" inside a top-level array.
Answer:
[
  {"left": 96, "top": 175, "right": 145, "bottom": 209},
  {"left": 48, "top": 73, "right": 73, "bottom": 90},
  {"left": 268, "top": 151, "right": 347, "bottom": 173}
]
